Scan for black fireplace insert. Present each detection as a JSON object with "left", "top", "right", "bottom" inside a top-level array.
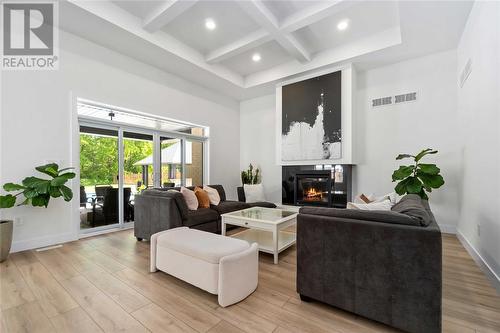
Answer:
[
  {"left": 282, "top": 165, "right": 352, "bottom": 208},
  {"left": 294, "top": 171, "right": 331, "bottom": 207}
]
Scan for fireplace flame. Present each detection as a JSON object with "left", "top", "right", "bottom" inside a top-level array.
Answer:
[{"left": 305, "top": 187, "right": 322, "bottom": 201}]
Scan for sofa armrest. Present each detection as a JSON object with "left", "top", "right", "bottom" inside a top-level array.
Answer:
[
  {"left": 297, "top": 213, "right": 442, "bottom": 333},
  {"left": 134, "top": 194, "right": 184, "bottom": 241},
  {"left": 237, "top": 186, "right": 246, "bottom": 202}
]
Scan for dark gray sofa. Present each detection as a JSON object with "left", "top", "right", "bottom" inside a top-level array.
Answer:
[
  {"left": 237, "top": 186, "right": 278, "bottom": 209},
  {"left": 134, "top": 185, "right": 276, "bottom": 240},
  {"left": 297, "top": 194, "right": 442, "bottom": 333}
]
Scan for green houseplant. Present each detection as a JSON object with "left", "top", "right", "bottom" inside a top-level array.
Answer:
[
  {"left": 0, "top": 163, "right": 75, "bottom": 262},
  {"left": 392, "top": 149, "right": 445, "bottom": 200},
  {"left": 241, "top": 164, "right": 260, "bottom": 185}
]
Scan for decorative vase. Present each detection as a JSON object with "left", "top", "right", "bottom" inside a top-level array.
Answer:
[{"left": 0, "top": 220, "right": 13, "bottom": 262}]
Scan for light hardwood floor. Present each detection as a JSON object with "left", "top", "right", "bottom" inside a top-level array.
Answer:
[{"left": 1, "top": 230, "right": 499, "bottom": 333}]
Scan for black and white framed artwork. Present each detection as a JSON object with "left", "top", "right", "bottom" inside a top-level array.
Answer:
[{"left": 281, "top": 70, "right": 342, "bottom": 161}]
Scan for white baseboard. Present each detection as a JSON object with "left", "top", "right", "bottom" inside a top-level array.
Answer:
[
  {"left": 456, "top": 230, "right": 500, "bottom": 293},
  {"left": 11, "top": 232, "right": 77, "bottom": 253},
  {"left": 438, "top": 224, "right": 456, "bottom": 234}
]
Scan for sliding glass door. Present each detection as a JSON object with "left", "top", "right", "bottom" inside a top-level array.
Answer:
[
  {"left": 78, "top": 100, "right": 209, "bottom": 234},
  {"left": 160, "top": 136, "right": 182, "bottom": 187},
  {"left": 185, "top": 139, "right": 204, "bottom": 187},
  {"left": 79, "top": 126, "right": 120, "bottom": 230},
  {"left": 78, "top": 127, "right": 208, "bottom": 233},
  {"left": 123, "top": 132, "right": 155, "bottom": 223}
]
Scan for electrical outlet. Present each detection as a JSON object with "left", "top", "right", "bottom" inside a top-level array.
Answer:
[{"left": 477, "top": 224, "right": 481, "bottom": 237}]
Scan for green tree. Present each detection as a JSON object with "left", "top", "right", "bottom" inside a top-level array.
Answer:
[{"left": 80, "top": 134, "right": 155, "bottom": 186}]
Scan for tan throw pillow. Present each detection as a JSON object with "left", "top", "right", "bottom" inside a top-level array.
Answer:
[
  {"left": 194, "top": 187, "right": 210, "bottom": 208},
  {"left": 181, "top": 187, "right": 198, "bottom": 210},
  {"left": 203, "top": 185, "right": 221, "bottom": 205}
]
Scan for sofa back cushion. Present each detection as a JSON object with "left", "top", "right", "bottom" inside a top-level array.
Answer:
[
  {"left": 300, "top": 206, "right": 422, "bottom": 226},
  {"left": 391, "top": 194, "right": 432, "bottom": 226},
  {"left": 194, "top": 187, "right": 210, "bottom": 208},
  {"left": 158, "top": 184, "right": 226, "bottom": 202},
  {"left": 140, "top": 189, "right": 188, "bottom": 219},
  {"left": 181, "top": 187, "right": 199, "bottom": 210}
]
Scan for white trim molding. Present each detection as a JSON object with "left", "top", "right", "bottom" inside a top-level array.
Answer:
[
  {"left": 11, "top": 232, "right": 77, "bottom": 253},
  {"left": 456, "top": 230, "right": 500, "bottom": 293},
  {"left": 438, "top": 224, "right": 456, "bottom": 234}
]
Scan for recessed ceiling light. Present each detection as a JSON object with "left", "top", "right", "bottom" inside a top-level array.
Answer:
[
  {"left": 205, "top": 18, "right": 216, "bottom": 30},
  {"left": 337, "top": 19, "right": 349, "bottom": 31},
  {"left": 252, "top": 53, "right": 261, "bottom": 62}
]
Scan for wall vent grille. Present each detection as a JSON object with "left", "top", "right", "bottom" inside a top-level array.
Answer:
[
  {"left": 372, "top": 96, "right": 392, "bottom": 108},
  {"left": 395, "top": 92, "right": 417, "bottom": 104},
  {"left": 372, "top": 92, "right": 418, "bottom": 109}
]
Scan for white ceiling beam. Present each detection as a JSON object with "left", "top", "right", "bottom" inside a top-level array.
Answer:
[
  {"left": 238, "top": 0, "right": 311, "bottom": 63},
  {"left": 280, "top": 0, "right": 355, "bottom": 33},
  {"left": 143, "top": 0, "right": 198, "bottom": 32},
  {"left": 206, "top": 29, "right": 272, "bottom": 63}
]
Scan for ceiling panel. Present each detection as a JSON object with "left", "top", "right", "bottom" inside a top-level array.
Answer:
[
  {"left": 220, "top": 40, "right": 294, "bottom": 77},
  {"left": 263, "top": 0, "right": 327, "bottom": 22},
  {"left": 162, "top": 1, "right": 261, "bottom": 55},
  {"left": 60, "top": 0, "right": 474, "bottom": 99},
  {"left": 293, "top": 1, "right": 400, "bottom": 54},
  {"left": 111, "top": 0, "right": 161, "bottom": 20}
]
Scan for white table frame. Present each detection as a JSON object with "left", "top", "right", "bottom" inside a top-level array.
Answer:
[{"left": 221, "top": 207, "right": 298, "bottom": 264}]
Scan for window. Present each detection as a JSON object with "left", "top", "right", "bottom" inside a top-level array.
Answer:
[{"left": 78, "top": 99, "right": 208, "bottom": 232}]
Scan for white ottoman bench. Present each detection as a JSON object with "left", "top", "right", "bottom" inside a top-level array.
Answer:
[{"left": 150, "top": 227, "right": 259, "bottom": 307}]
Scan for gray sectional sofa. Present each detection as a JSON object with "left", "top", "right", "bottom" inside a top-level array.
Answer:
[
  {"left": 296, "top": 194, "right": 442, "bottom": 333},
  {"left": 134, "top": 185, "right": 276, "bottom": 240}
]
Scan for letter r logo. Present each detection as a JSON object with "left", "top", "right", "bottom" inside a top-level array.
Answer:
[{"left": 2, "top": 3, "right": 54, "bottom": 56}]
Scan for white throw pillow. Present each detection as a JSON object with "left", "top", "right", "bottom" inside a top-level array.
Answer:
[
  {"left": 353, "top": 193, "right": 376, "bottom": 204},
  {"left": 373, "top": 192, "right": 400, "bottom": 205},
  {"left": 244, "top": 184, "right": 266, "bottom": 203},
  {"left": 347, "top": 199, "right": 392, "bottom": 211},
  {"left": 181, "top": 187, "right": 198, "bottom": 210},
  {"left": 203, "top": 185, "right": 221, "bottom": 205}
]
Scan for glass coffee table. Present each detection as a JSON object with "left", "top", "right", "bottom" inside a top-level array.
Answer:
[{"left": 221, "top": 207, "right": 298, "bottom": 264}]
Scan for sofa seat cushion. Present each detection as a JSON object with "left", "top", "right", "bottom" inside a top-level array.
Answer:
[
  {"left": 247, "top": 202, "right": 277, "bottom": 209},
  {"left": 185, "top": 208, "right": 219, "bottom": 227},
  {"left": 156, "top": 227, "right": 250, "bottom": 264},
  {"left": 211, "top": 201, "right": 250, "bottom": 215}
]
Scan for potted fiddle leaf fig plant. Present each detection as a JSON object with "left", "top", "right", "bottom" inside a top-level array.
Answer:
[
  {"left": 0, "top": 163, "right": 75, "bottom": 262},
  {"left": 392, "top": 148, "right": 445, "bottom": 200}
]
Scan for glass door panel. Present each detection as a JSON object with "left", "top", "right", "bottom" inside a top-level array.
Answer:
[
  {"left": 79, "top": 126, "right": 119, "bottom": 230},
  {"left": 123, "top": 132, "right": 154, "bottom": 223},
  {"left": 160, "top": 136, "right": 182, "bottom": 187},
  {"left": 185, "top": 140, "right": 203, "bottom": 187}
]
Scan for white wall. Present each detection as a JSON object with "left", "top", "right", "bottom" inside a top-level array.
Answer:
[
  {"left": 240, "top": 50, "right": 460, "bottom": 233},
  {"left": 355, "top": 50, "right": 460, "bottom": 232},
  {"left": 456, "top": 0, "right": 500, "bottom": 278},
  {"left": 0, "top": 30, "right": 241, "bottom": 252},
  {"left": 240, "top": 95, "right": 282, "bottom": 203}
]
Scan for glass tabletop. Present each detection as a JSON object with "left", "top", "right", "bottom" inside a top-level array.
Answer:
[{"left": 225, "top": 207, "right": 297, "bottom": 222}]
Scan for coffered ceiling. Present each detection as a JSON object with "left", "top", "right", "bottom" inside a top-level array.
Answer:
[{"left": 59, "top": 0, "right": 473, "bottom": 100}]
